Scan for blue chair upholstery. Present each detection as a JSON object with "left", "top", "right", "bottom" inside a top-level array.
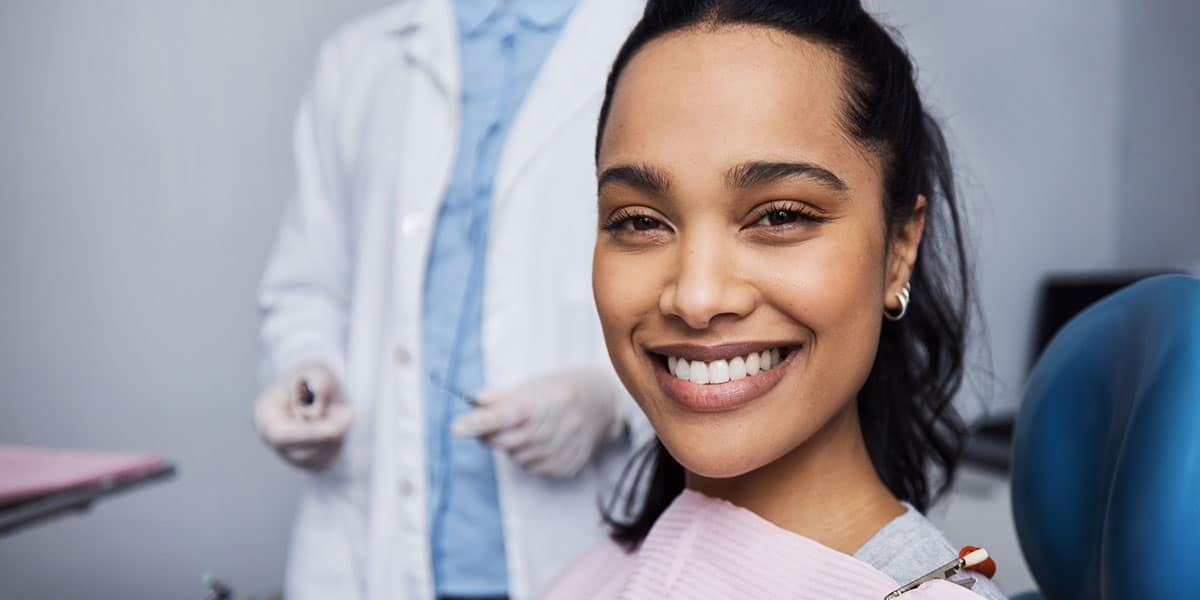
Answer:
[{"left": 1011, "top": 275, "right": 1200, "bottom": 599}]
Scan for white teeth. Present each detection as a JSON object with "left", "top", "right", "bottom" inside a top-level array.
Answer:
[
  {"left": 729, "top": 356, "right": 747, "bottom": 381},
  {"left": 675, "top": 358, "right": 690, "bottom": 381},
  {"left": 709, "top": 359, "right": 730, "bottom": 384},
  {"left": 745, "top": 352, "right": 760, "bottom": 375},
  {"left": 666, "top": 348, "right": 788, "bottom": 384}
]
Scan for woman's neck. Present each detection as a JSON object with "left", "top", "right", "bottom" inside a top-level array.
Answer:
[{"left": 685, "top": 402, "right": 904, "bottom": 556}]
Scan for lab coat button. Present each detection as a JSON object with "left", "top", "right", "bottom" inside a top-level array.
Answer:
[
  {"left": 398, "top": 478, "right": 414, "bottom": 497},
  {"left": 400, "top": 213, "right": 426, "bottom": 236},
  {"left": 393, "top": 347, "right": 412, "bottom": 366}
]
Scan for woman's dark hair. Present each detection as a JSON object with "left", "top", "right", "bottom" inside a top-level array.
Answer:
[{"left": 598, "top": 0, "right": 973, "bottom": 549}]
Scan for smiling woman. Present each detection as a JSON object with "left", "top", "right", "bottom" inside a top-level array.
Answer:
[{"left": 544, "top": 1, "right": 1006, "bottom": 599}]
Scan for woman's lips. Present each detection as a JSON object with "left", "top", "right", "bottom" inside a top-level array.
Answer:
[{"left": 650, "top": 346, "right": 799, "bottom": 412}]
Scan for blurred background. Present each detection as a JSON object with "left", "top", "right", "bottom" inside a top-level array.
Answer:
[{"left": 0, "top": 0, "right": 1196, "bottom": 597}]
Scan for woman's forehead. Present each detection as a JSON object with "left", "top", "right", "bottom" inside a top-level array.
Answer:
[{"left": 599, "top": 26, "right": 877, "bottom": 191}]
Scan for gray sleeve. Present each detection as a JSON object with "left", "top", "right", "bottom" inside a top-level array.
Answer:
[{"left": 855, "top": 505, "right": 1008, "bottom": 600}]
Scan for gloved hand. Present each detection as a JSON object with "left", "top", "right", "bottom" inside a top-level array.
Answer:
[
  {"left": 451, "top": 367, "right": 627, "bottom": 478},
  {"left": 253, "top": 362, "right": 354, "bottom": 471}
]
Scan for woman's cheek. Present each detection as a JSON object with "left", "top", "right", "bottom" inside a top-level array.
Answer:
[
  {"left": 594, "top": 252, "right": 646, "bottom": 352},
  {"left": 785, "top": 238, "right": 886, "bottom": 396},
  {"left": 757, "top": 238, "right": 884, "bottom": 384},
  {"left": 773, "top": 231, "right": 882, "bottom": 318},
  {"left": 593, "top": 254, "right": 630, "bottom": 327}
]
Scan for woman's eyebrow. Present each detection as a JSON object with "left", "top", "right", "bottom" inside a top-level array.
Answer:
[
  {"left": 597, "top": 163, "right": 672, "bottom": 195},
  {"left": 725, "top": 161, "right": 848, "bottom": 193}
]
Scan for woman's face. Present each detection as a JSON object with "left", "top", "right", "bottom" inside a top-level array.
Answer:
[{"left": 594, "top": 25, "right": 922, "bottom": 478}]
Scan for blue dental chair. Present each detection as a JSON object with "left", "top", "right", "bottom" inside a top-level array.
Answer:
[{"left": 1011, "top": 275, "right": 1200, "bottom": 599}]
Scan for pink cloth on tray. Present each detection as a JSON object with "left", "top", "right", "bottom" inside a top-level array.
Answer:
[
  {"left": 544, "top": 489, "right": 985, "bottom": 599},
  {"left": 0, "top": 445, "right": 164, "bottom": 504}
]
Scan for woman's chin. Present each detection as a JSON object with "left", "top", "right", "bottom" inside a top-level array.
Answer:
[{"left": 661, "top": 434, "right": 770, "bottom": 480}]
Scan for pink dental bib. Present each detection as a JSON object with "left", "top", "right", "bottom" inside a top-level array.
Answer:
[{"left": 544, "top": 490, "right": 982, "bottom": 599}]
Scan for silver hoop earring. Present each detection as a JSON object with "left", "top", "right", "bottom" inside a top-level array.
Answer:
[{"left": 884, "top": 282, "right": 911, "bottom": 321}]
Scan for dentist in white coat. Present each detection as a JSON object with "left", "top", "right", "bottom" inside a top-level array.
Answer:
[{"left": 252, "top": 1, "right": 649, "bottom": 599}]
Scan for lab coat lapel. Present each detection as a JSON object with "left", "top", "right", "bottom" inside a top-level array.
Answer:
[
  {"left": 382, "top": 0, "right": 460, "bottom": 334},
  {"left": 399, "top": 0, "right": 460, "bottom": 101},
  {"left": 492, "top": 0, "right": 644, "bottom": 207}
]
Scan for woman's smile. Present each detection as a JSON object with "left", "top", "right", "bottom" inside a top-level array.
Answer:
[{"left": 644, "top": 341, "right": 804, "bottom": 412}]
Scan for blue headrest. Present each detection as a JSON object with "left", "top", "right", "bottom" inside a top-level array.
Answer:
[{"left": 1012, "top": 275, "right": 1200, "bottom": 599}]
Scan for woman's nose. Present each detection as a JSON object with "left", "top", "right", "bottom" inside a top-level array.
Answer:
[{"left": 658, "top": 233, "right": 755, "bottom": 330}]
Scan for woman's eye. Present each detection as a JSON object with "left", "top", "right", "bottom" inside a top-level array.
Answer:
[
  {"left": 746, "top": 204, "right": 828, "bottom": 234},
  {"left": 765, "top": 209, "right": 800, "bottom": 226},
  {"left": 755, "top": 209, "right": 806, "bottom": 227},
  {"left": 629, "top": 216, "right": 662, "bottom": 231},
  {"left": 606, "top": 214, "right": 665, "bottom": 233}
]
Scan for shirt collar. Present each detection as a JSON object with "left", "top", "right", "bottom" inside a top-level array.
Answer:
[{"left": 454, "top": 0, "right": 578, "bottom": 35}]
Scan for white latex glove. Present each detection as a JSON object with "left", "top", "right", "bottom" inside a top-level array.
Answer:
[
  {"left": 253, "top": 362, "right": 354, "bottom": 471},
  {"left": 451, "top": 367, "right": 626, "bottom": 478}
]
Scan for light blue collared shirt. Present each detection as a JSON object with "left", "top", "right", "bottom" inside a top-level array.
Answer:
[{"left": 420, "top": 0, "right": 577, "bottom": 596}]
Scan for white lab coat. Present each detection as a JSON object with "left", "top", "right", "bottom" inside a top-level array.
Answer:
[{"left": 258, "top": 0, "right": 649, "bottom": 598}]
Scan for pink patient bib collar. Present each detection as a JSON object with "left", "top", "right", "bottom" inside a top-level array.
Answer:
[{"left": 546, "top": 489, "right": 984, "bottom": 599}]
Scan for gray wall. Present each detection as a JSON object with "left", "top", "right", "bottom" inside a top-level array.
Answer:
[
  {"left": 0, "top": 1, "right": 1195, "bottom": 598},
  {"left": 1117, "top": 0, "right": 1200, "bottom": 270},
  {"left": 0, "top": 2, "right": 390, "bottom": 598}
]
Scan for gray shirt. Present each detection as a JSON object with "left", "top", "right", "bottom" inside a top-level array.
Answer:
[{"left": 854, "top": 503, "right": 1008, "bottom": 600}]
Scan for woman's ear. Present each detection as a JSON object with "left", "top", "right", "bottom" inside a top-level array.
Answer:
[{"left": 885, "top": 195, "right": 927, "bottom": 310}]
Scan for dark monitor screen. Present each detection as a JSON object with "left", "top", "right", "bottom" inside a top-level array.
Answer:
[{"left": 1030, "top": 272, "right": 1176, "bottom": 370}]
